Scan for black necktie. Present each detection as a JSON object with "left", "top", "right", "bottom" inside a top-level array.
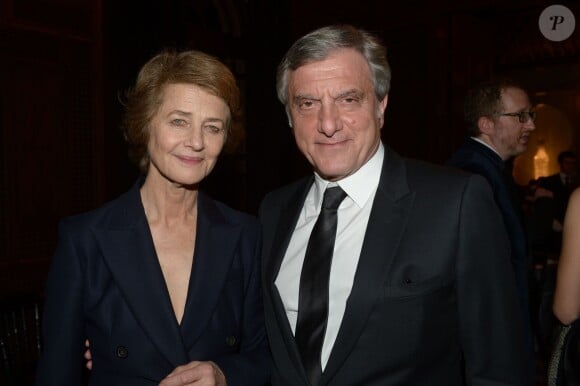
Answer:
[{"left": 295, "top": 186, "right": 347, "bottom": 386}]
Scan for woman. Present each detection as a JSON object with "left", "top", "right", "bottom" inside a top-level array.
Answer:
[
  {"left": 553, "top": 187, "right": 580, "bottom": 325},
  {"left": 36, "top": 50, "right": 270, "bottom": 385}
]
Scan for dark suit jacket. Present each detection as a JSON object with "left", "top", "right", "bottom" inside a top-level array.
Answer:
[
  {"left": 36, "top": 180, "right": 270, "bottom": 386},
  {"left": 447, "top": 138, "right": 534, "bottom": 378},
  {"left": 260, "top": 147, "right": 528, "bottom": 386},
  {"left": 447, "top": 139, "right": 530, "bottom": 311}
]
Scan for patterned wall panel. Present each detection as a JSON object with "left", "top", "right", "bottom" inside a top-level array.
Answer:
[{"left": 0, "top": 28, "right": 98, "bottom": 293}]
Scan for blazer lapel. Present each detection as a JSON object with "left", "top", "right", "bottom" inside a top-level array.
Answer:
[
  {"left": 179, "top": 192, "right": 241, "bottom": 349},
  {"left": 321, "top": 148, "right": 415, "bottom": 385},
  {"left": 95, "top": 182, "right": 189, "bottom": 368}
]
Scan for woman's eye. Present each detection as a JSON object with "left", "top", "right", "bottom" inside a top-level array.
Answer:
[
  {"left": 171, "top": 119, "right": 187, "bottom": 126},
  {"left": 205, "top": 125, "right": 223, "bottom": 134}
]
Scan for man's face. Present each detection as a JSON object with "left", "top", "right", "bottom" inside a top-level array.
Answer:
[
  {"left": 286, "top": 48, "right": 388, "bottom": 181},
  {"left": 486, "top": 87, "right": 535, "bottom": 160},
  {"left": 560, "top": 156, "right": 577, "bottom": 175}
]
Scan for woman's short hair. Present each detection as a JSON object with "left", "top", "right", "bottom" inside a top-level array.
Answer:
[
  {"left": 122, "top": 50, "right": 240, "bottom": 173},
  {"left": 276, "top": 24, "right": 391, "bottom": 106}
]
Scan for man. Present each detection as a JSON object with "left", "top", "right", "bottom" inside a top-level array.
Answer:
[
  {"left": 260, "top": 25, "right": 528, "bottom": 386},
  {"left": 537, "top": 150, "right": 578, "bottom": 228},
  {"left": 446, "top": 79, "right": 536, "bottom": 378}
]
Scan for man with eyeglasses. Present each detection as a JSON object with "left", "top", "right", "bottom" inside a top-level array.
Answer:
[{"left": 447, "top": 78, "right": 536, "bottom": 382}]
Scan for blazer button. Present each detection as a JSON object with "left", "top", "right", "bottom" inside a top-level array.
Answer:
[
  {"left": 116, "top": 346, "right": 129, "bottom": 359},
  {"left": 225, "top": 336, "right": 236, "bottom": 347}
]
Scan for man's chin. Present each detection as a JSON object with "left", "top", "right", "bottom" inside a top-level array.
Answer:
[{"left": 315, "top": 166, "right": 356, "bottom": 182}]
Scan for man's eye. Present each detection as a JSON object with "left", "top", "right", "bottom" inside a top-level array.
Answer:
[
  {"left": 300, "top": 101, "right": 314, "bottom": 108},
  {"left": 341, "top": 96, "right": 360, "bottom": 104}
]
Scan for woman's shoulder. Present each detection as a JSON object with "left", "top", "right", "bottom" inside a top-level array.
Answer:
[
  {"left": 570, "top": 187, "right": 580, "bottom": 203},
  {"left": 565, "top": 188, "right": 580, "bottom": 218},
  {"left": 59, "top": 186, "right": 140, "bottom": 231},
  {"left": 199, "top": 191, "right": 258, "bottom": 228}
]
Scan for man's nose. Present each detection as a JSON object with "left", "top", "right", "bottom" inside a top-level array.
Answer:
[
  {"left": 524, "top": 117, "right": 536, "bottom": 131},
  {"left": 318, "top": 103, "right": 341, "bottom": 136}
]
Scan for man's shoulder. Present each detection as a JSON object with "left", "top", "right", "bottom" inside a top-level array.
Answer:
[
  {"left": 448, "top": 139, "right": 496, "bottom": 166},
  {"left": 392, "top": 156, "right": 495, "bottom": 209},
  {"left": 259, "top": 175, "right": 312, "bottom": 212},
  {"left": 446, "top": 140, "right": 502, "bottom": 181},
  {"left": 538, "top": 173, "right": 560, "bottom": 182},
  {"left": 536, "top": 173, "right": 561, "bottom": 188},
  {"left": 402, "top": 157, "right": 477, "bottom": 189}
]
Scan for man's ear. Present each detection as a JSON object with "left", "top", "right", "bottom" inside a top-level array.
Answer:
[
  {"left": 378, "top": 94, "right": 388, "bottom": 128},
  {"left": 286, "top": 107, "right": 293, "bottom": 128},
  {"left": 478, "top": 116, "right": 494, "bottom": 135}
]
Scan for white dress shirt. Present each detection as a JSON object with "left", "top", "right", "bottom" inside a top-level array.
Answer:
[{"left": 275, "top": 143, "right": 384, "bottom": 369}]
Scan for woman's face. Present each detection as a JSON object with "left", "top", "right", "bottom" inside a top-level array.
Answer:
[{"left": 146, "top": 83, "right": 229, "bottom": 186}]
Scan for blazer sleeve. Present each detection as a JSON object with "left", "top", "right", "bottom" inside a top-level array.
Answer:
[
  {"left": 456, "top": 175, "right": 529, "bottom": 385},
  {"left": 36, "top": 218, "right": 86, "bottom": 386},
  {"left": 212, "top": 221, "right": 271, "bottom": 386}
]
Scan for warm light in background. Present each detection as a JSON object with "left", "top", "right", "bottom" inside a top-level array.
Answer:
[
  {"left": 533, "top": 144, "right": 550, "bottom": 179},
  {"left": 512, "top": 102, "right": 575, "bottom": 185}
]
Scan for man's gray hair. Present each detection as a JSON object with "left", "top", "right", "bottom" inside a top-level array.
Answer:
[{"left": 276, "top": 25, "right": 391, "bottom": 106}]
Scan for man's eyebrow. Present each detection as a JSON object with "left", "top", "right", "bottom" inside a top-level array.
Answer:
[
  {"left": 336, "top": 89, "right": 364, "bottom": 99},
  {"left": 292, "top": 94, "right": 318, "bottom": 103}
]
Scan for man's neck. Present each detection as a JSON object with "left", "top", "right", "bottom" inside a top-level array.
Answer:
[{"left": 471, "top": 136, "right": 504, "bottom": 160}]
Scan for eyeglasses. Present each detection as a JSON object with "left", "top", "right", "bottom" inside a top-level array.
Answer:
[{"left": 494, "top": 111, "right": 537, "bottom": 123}]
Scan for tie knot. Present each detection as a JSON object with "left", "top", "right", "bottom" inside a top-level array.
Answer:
[{"left": 321, "top": 186, "right": 347, "bottom": 210}]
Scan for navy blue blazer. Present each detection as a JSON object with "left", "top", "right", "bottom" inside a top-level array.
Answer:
[
  {"left": 447, "top": 138, "right": 529, "bottom": 308},
  {"left": 447, "top": 138, "right": 534, "bottom": 377},
  {"left": 36, "top": 180, "right": 270, "bottom": 386}
]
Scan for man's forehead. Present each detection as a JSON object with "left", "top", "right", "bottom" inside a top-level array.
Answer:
[
  {"left": 500, "top": 87, "right": 530, "bottom": 107},
  {"left": 291, "top": 83, "right": 366, "bottom": 96},
  {"left": 288, "top": 57, "right": 373, "bottom": 96}
]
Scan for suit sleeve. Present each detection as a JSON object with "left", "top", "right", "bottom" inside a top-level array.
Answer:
[
  {"left": 456, "top": 175, "right": 529, "bottom": 386},
  {"left": 36, "top": 219, "right": 86, "bottom": 386},
  {"left": 212, "top": 222, "right": 271, "bottom": 386}
]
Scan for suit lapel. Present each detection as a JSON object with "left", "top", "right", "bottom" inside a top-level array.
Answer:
[
  {"left": 265, "top": 177, "right": 313, "bottom": 282},
  {"left": 179, "top": 192, "right": 240, "bottom": 349},
  {"left": 265, "top": 177, "right": 314, "bottom": 384},
  {"left": 321, "top": 149, "right": 415, "bottom": 385},
  {"left": 95, "top": 181, "right": 189, "bottom": 368}
]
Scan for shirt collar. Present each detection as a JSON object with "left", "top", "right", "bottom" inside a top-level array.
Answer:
[
  {"left": 560, "top": 172, "right": 570, "bottom": 183},
  {"left": 312, "top": 142, "right": 384, "bottom": 209},
  {"left": 471, "top": 136, "right": 503, "bottom": 160}
]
